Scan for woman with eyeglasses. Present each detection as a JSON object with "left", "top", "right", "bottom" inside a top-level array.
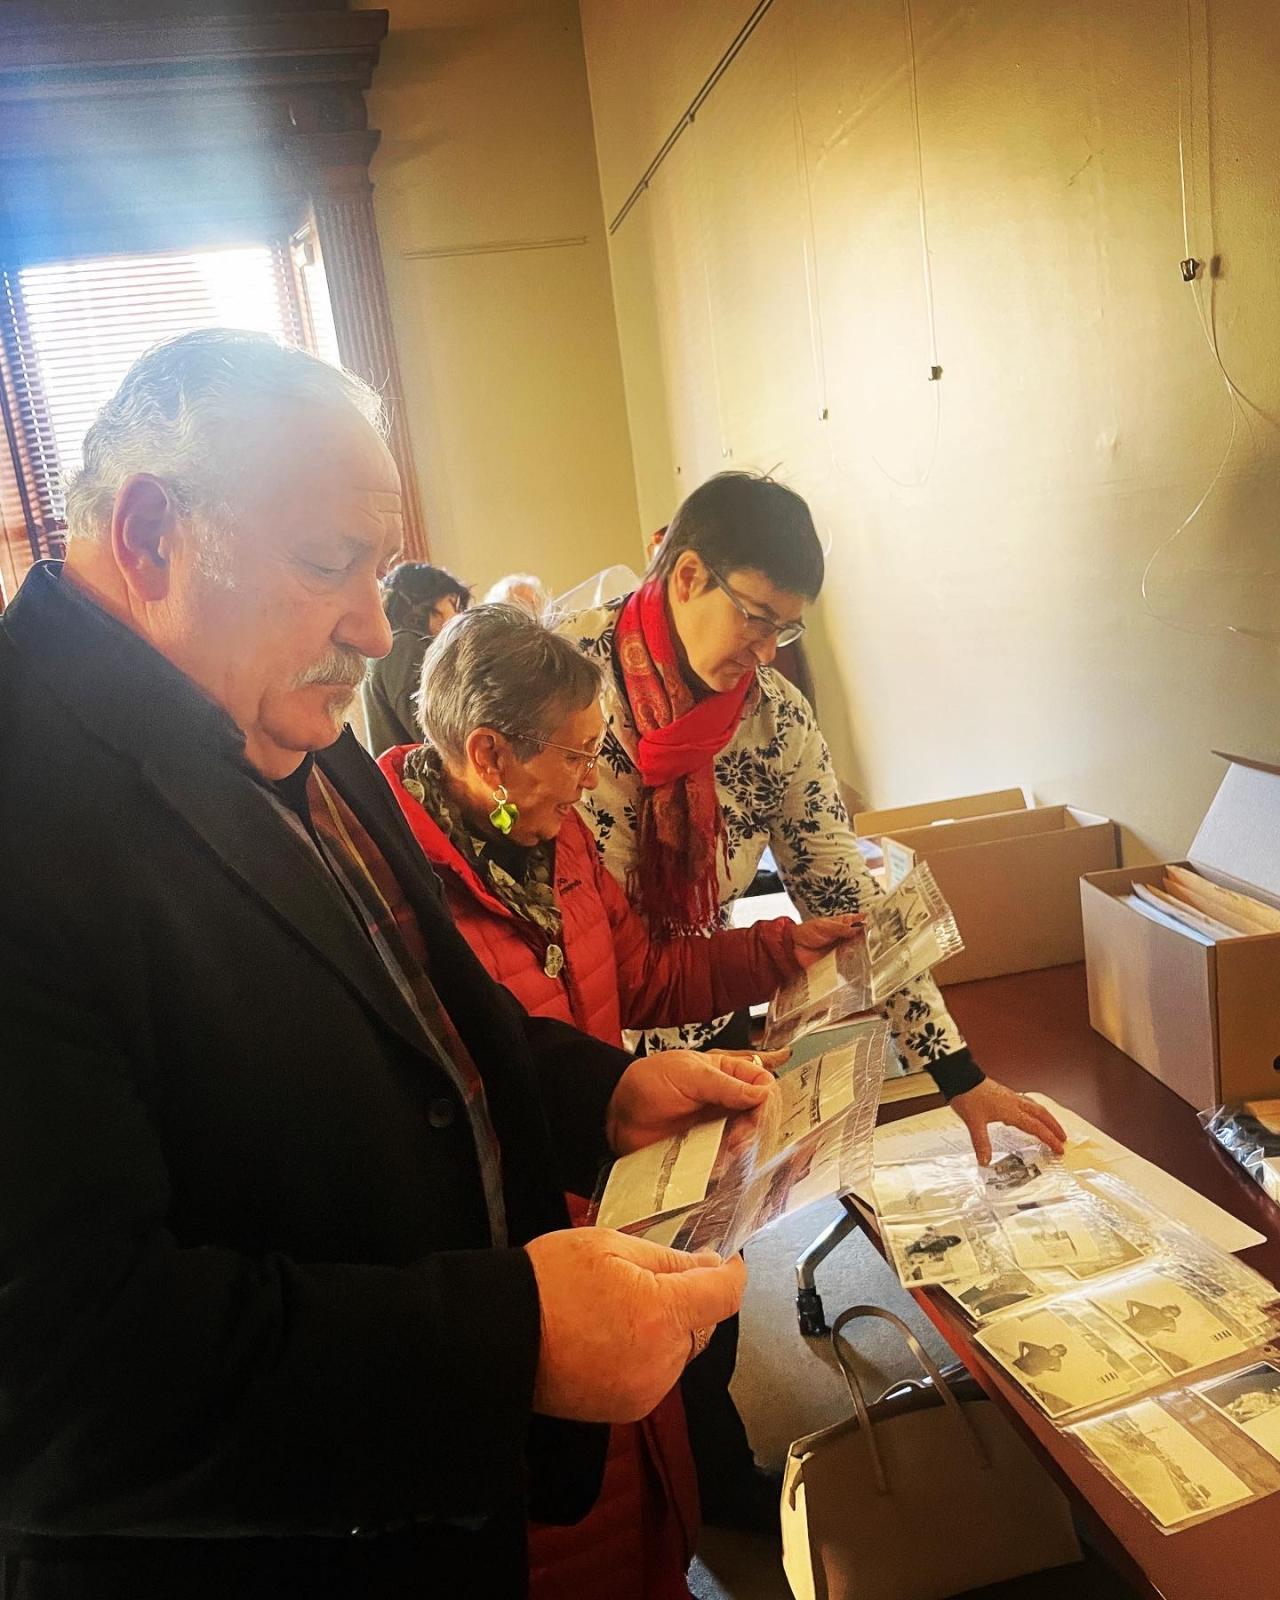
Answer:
[
  {"left": 559, "top": 470, "right": 1066, "bottom": 1529},
  {"left": 376, "top": 602, "right": 858, "bottom": 1600}
]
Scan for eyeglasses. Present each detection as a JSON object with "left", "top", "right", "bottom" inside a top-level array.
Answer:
[
  {"left": 705, "top": 565, "right": 806, "bottom": 648},
  {"left": 502, "top": 731, "right": 603, "bottom": 774}
]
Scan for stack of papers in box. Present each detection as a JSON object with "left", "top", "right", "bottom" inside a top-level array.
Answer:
[{"left": 1121, "top": 864, "right": 1280, "bottom": 944}]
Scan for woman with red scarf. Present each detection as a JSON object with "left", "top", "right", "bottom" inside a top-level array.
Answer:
[
  {"left": 377, "top": 603, "right": 862, "bottom": 1599},
  {"left": 563, "top": 471, "right": 1067, "bottom": 1527}
]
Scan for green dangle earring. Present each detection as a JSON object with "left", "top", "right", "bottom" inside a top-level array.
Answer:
[{"left": 489, "top": 785, "right": 519, "bottom": 835}]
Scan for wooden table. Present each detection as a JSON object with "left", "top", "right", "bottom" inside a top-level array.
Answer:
[{"left": 894, "top": 963, "right": 1280, "bottom": 1600}]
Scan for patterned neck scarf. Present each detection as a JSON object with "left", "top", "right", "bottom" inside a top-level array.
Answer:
[
  {"left": 400, "top": 743, "right": 562, "bottom": 942},
  {"left": 614, "top": 579, "right": 759, "bottom": 935},
  {"left": 304, "top": 764, "right": 508, "bottom": 1245}
]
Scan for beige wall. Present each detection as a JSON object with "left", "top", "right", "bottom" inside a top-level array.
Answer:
[
  {"left": 580, "top": 0, "right": 1280, "bottom": 862},
  {"left": 357, "top": 0, "right": 641, "bottom": 598}
]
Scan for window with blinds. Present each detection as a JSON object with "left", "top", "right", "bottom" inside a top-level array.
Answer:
[{"left": 0, "top": 232, "right": 339, "bottom": 604}]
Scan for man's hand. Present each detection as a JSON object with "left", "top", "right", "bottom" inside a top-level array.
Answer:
[
  {"left": 606, "top": 1048, "right": 784, "bottom": 1156},
  {"left": 950, "top": 1079, "right": 1067, "bottom": 1165},
  {"left": 791, "top": 914, "right": 864, "bottom": 970},
  {"left": 526, "top": 1228, "right": 746, "bottom": 1422}
]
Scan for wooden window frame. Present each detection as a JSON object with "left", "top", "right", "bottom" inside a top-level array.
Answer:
[{"left": 0, "top": 5, "right": 426, "bottom": 605}]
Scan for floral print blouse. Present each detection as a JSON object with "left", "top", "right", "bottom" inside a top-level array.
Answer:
[{"left": 562, "top": 598, "right": 969, "bottom": 1074}]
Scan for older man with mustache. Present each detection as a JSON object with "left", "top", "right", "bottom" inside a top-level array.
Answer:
[{"left": 0, "top": 330, "right": 762, "bottom": 1600}]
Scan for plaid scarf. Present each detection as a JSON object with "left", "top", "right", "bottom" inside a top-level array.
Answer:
[
  {"left": 306, "top": 766, "right": 508, "bottom": 1246},
  {"left": 615, "top": 579, "right": 759, "bottom": 935}
]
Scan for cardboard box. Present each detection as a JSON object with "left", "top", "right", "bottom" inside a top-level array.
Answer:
[
  {"left": 857, "top": 787, "right": 1030, "bottom": 890},
  {"left": 873, "top": 800, "right": 1118, "bottom": 986},
  {"left": 855, "top": 786, "right": 1029, "bottom": 838},
  {"left": 1080, "top": 754, "right": 1280, "bottom": 1108}
]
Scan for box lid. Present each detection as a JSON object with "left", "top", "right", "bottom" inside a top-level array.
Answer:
[
  {"left": 854, "top": 785, "right": 1028, "bottom": 837},
  {"left": 1188, "top": 752, "right": 1280, "bottom": 900}
]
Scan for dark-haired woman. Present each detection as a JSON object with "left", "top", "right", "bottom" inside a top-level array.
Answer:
[
  {"left": 360, "top": 561, "right": 470, "bottom": 755},
  {"left": 560, "top": 470, "right": 1067, "bottom": 1524}
]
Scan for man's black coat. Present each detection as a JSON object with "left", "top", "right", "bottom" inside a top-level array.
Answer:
[{"left": 0, "top": 564, "right": 629, "bottom": 1598}]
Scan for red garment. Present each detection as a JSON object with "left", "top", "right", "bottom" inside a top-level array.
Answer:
[
  {"left": 378, "top": 744, "right": 802, "bottom": 1600},
  {"left": 615, "top": 579, "right": 758, "bottom": 935},
  {"left": 378, "top": 745, "right": 797, "bottom": 1044}
]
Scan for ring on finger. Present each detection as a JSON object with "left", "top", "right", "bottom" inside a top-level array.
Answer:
[{"left": 689, "top": 1326, "right": 712, "bottom": 1360}]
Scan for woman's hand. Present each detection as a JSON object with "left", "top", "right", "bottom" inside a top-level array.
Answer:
[
  {"left": 949, "top": 1079, "right": 1067, "bottom": 1165},
  {"left": 790, "top": 914, "right": 864, "bottom": 970}
]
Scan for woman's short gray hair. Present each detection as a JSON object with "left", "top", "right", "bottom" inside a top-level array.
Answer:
[
  {"left": 64, "top": 328, "right": 386, "bottom": 558},
  {"left": 417, "top": 603, "right": 605, "bottom": 761}
]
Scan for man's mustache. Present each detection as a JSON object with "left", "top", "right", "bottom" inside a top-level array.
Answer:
[{"left": 294, "top": 649, "right": 368, "bottom": 690}]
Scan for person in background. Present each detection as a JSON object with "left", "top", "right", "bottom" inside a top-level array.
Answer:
[
  {"left": 483, "top": 571, "right": 551, "bottom": 618},
  {"left": 360, "top": 561, "right": 470, "bottom": 756},
  {"left": 0, "top": 331, "right": 764, "bottom": 1599},
  {"left": 559, "top": 470, "right": 1067, "bottom": 1528},
  {"left": 377, "top": 602, "right": 863, "bottom": 1600}
]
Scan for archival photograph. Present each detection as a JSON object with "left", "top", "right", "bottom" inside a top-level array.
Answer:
[
  {"left": 983, "top": 1150, "right": 1043, "bottom": 1193},
  {"left": 978, "top": 1306, "right": 1151, "bottom": 1418},
  {"left": 1001, "top": 1200, "right": 1132, "bottom": 1274},
  {"left": 1199, "top": 1363, "right": 1280, "bottom": 1460},
  {"left": 872, "top": 1157, "right": 977, "bottom": 1221},
  {"left": 1088, "top": 1270, "right": 1249, "bottom": 1377},
  {"left": 884, "top": 1220, "right": 979, "bottom": 1286},
  {"left": 1073, "top": 1399, "right": 1253, "bottom": 1527},
  {"left": 949, "top": 1268, "right": 1055, "bottom": 1322}
]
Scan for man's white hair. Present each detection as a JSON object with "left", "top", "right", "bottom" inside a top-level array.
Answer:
[
  {"left": 64, "top": 328, "right": 387, "bottom": 579},
  {"left": 481, "top": 572, "right": 550, "bottom": 619}
]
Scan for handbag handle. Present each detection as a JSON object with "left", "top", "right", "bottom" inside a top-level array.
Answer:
[{"left": 829, "top": 1304, "right": 991, "bottom": 1494}]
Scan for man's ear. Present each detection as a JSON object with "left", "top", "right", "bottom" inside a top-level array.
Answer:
[
  {"left": 111, "top": 474, "right": 182, "bottom": 602},
  {"left": 670, "top": 550, "right": 705, "bottom": 605}
]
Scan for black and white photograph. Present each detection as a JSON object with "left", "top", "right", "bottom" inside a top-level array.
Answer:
[
  {"left": 1001, "top": 1199, "right": 1133, "bottom": 1274},
  {"left": 978, "top": 1307, "right": 1153, "bottom": 1418},
  {"left": 983, "top": 1150, "right": 1043, "bottom": 1192},
  {"left": 884, "top": 1221, "right": 979, "bottom": 1287},
  {"left": 1088, "top": 1271, "right": 1249, "bottom": 1377},
  {"left": 1073, "top": 1400, "right": 1254, "bottom": 1527},
  {"left": 872, "top": 1157, "right": 978, "bottom": 1221},
  {"left": 1198, "top": 1363, "right": 1280, "bottom": 1460},
  {"left": 951, "top": 1268, "right": 1054, "bottom": 1322}
]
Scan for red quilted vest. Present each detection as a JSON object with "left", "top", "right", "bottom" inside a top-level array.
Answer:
[{"left": 377, "top": 747, "right": 807, "bottom": 1600}]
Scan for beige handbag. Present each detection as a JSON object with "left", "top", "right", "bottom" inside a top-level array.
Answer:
[{"left": 781, "top": 1305, "right": 1081, "bottom": 1600}]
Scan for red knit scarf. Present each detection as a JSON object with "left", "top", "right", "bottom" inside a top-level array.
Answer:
[{"left": 615, "top": 579, "right": 758, "bottom": 934}]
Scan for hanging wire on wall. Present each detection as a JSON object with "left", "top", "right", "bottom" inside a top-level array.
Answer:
[
  {"left": 787, "top": 7, "right": 830, "bottom": 433},
  {"left": 1139, "top": 0, "right": 1280, "bottom": 643},
  {"left": 786, "top": 0, "right": 943, "bottom": 491},
  {"left": 688, "top": 113, "right": 732, "bottom": 468},
  {"left": 866, "top": 0, "right": 943, "bottom": 490}
]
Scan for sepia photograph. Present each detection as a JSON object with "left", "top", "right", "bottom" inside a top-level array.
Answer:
[
  {"left": 768, "top": 1044, "right": 859, "bottom": 1153},
  {"left": 1199, "top": 1363, "right": 1280, "bottom": 1460},
  {"left": 1088, "top": 1271, "right": 1249, "bottom": 1377},
  {"left": 984, "top": 1150, "right": 1043, "bottom": 1192},
  {"left": 862, "top": 873, "right": 934, "bottom": 963},
  {"left": 978, "top": 1307, "right": 1149, "bottom": 1418},
  {"left": 950, "top": 1268, "right": 1053, "bottom": 1322},
  {"left": 885, "top": 1221, "right": 979, "bottom": 1286},
  {"left": 1073, "top": 1400, "right": 1253, "bottom": 1527},
  {"left": 1001, "top": 1200, "right": 1131, "bottom": 1273},
  {"left": 873, "top": 1158, "right": 977, "bottom": 1221}
]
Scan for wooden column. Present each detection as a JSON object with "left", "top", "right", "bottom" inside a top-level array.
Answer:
[{"left": 310, "top": 161, "right": 428, "bottom": 562}]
